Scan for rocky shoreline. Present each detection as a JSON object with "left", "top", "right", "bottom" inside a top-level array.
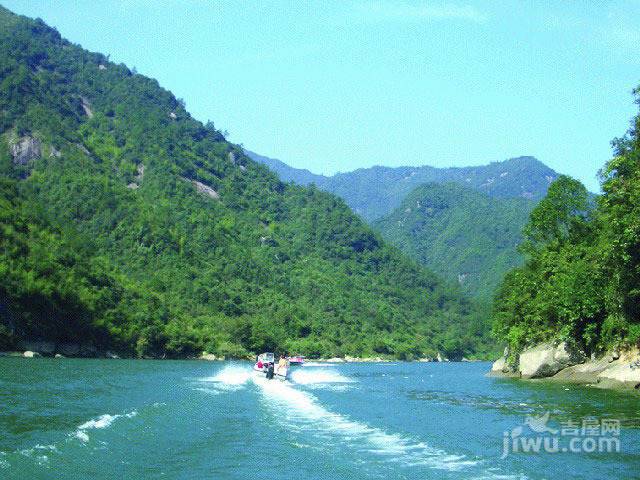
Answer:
[
  {"left": 1, "top": 343, "right": 481, "bottom": 363},
  {"left": 489, "top": 342, "right": 640, "bottom": 391}
]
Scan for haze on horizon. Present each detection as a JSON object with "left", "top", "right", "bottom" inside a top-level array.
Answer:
[{"left": 4, "top": 0, "right": 640, "bottom": 192}]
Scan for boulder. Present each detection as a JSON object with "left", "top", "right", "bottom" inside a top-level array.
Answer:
[
  {"left": 199, "top": 353, "right": 217, "bottom": 361},
  {"left": 597, "top": 363, "right": 640, "bottom": 387},
  {"left": 23, "top": 351, "right": 41, "bottom": 358},
  {"left": 105, "top": 351, "right": 120, "bottom": 359},
  {"left": 58, "top": 343, "right": 80, "bottom": 356},
  {"left": 519, "top": 342, "right": 585, "bottom": 379},
  {"left": 54, "top": 353, "right": 65, "bottom": 359},
  {"left": 491, "top": 356, "right": 507, "bottom": 372}
]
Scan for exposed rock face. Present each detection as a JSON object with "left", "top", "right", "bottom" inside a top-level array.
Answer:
[
  {"left": 519, "top": 342, "right": 585, "bottom": 379},
  {"left": 23, "top": 351, "right": 41, "bottom": 358},
  {"left": 10, "top": 136, "right": 41, "bottom": 165},
  {"left": 80, "top": 96, "right": 93, "bottom": 118},
  {"left": 191, "top": 179, "right": 220, "bottom": 200}
]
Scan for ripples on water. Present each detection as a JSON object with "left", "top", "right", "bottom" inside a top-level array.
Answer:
[{"left": 1, "top": 359, "right": 638, "bottom": 479}]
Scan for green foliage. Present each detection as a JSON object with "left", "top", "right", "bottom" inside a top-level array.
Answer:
[
  {"left": 0, "top": 6, "right": 494, "bottom": 359},
  {"left": 373, "top": 182, "right": 533, "bottom": 299},
  {"left": 493, "top": 88, "right": 640, "bottom": 356}
]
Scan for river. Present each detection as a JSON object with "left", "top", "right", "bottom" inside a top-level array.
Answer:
[{"left": 1, "top": 358, "right": 638, "bottom": 479}]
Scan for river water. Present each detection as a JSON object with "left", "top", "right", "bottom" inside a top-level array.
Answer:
[{"left": 1, "top": 358, "right": 638, "bottom": 479}]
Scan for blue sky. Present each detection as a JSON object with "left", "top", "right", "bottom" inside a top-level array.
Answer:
[{"left": 4, "top": 1, "right": 640, "bottom": 191}]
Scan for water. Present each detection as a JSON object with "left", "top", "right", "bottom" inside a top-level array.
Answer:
[{"left": 1, "top": 359, "right": 639, "bottom": 479}]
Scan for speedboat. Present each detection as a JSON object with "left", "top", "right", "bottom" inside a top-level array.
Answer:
[
  {"left": 253, "top": 352, "right": 289, "bottom": 380},
  {"left": 287, "top": 355, "right": 305, "bottom": 366}
]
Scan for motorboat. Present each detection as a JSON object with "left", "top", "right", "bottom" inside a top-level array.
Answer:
[
  {"left": 287, "top": 355, "right": 305, "bottom": 366},
  {"left": 253, "top": 352, "right": 289, "bottom": 380}
]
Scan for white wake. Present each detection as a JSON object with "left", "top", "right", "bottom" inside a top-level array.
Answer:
[{"left": 253, "top": 373, "right": 479, "bottom": 472}]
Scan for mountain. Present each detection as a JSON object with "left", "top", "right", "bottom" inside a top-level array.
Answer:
[
  {"left": 0, "top": 6, "right": 493, "bottom": 360},
  {"left": 373, "top": 183, "right": 534, "bottom": 299},
  {"left": 245, "top": 150, "right": 325, "bottom": 185},
  {"left": 246, "top": 151, "right": 558, "bottom": 221}
]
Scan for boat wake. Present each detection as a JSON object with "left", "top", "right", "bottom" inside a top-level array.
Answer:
[
  {"left": 197, "top": 366, "right": 252, "bottom": 393},
  {"left": 253, "top": 372, "right": 480, "bottom": 473},
  {"left": 73, "top": 410, "right": 138, "bottom": 443},
  {"left": 289, "top": 368, "right": 354, "bottom": 385},
  {"left": 0, "top": 406, "right": 145, "bottom": 471}
]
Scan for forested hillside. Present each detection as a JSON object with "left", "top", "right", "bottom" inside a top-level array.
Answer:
[
  {"left": 247, "top": 151, "right": 557, "bottom": 221},
  {"left": 493, "top": 88, "right": 640, "bottom": 359},
  {"left": 374, "top": 183, "right": 533, "bottom": 299},
  {"left": 0, "top": 7, "right": 494, "bottom": 360}
]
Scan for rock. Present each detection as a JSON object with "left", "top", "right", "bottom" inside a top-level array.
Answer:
[
  {"left": 551, "top": 356, "right": 611, "bottom": 384},
  {"left": 324, "top": 357, "right": 346, "bottom": 363},
  {"left": 519, "top": 342, "right": 585, "bottom": 379},
  {"left": 49, "top": 146, "right": 61, "bottom": 158},
  {"left": 169, "top": 112, "right": 177, "bottom": 119},
  {"left": 10, "top": 136, "right": 41, "bottom": 165},
  {"left": 436, "top": 352, "right": 449, "bottom": 362},
  {"left": 80, "top": 96, "right": 93, "bottom": 118},
  {"left": 98, "top": 64, "right": 107, "bottom": 70},
  {"left": 191, "top": 179, "right": 219, "bottom": 200},
  {"left": 58, "top": 343, "right": 80, "bottom": 356},
  {"left": 23, "top": 351, "right": 41, "bottom": 358},
  {"left": 597, "top": 363, "right": 640, "bottom": 387},
  {"left": 612, "top": 350, "right": 620, "bottom": 360},
  {"left": 19, "top": 341, "right": 55, "bottom": 355},
  {"left": 127, "top": 182, "right": 139, "bottom": 189},
  {"left": 54, "top": 353, "right": 65, "bottom": 359},
  {"left": 105, "top": 351, "right": 120, "bottom": 359},
  {"left": 491, "top": 356, "right": 507, "bottom": 372},
  {"left": 199, "top": 353, "right": 217, "bottom": 361}
]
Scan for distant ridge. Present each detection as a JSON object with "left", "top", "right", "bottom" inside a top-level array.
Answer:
[
  {"left": 246, "top": 151, "right": 558, "bottom": 221},
  {"left": 373, "top": 182, "right": 534, "bottom": 299}
]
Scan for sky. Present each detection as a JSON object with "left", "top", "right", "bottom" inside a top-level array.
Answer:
[{"left": 4, "top": 1, "right": 640, "bottom": 191}]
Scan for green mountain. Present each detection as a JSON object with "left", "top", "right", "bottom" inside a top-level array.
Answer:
[
  {"left": 373, "top": 183, "right": 534, "bottom": 300},
  {"left": 0, "top": 6, "right": 493, "bottom": 360},
  {"left": 246, "top": 151, "right": 558, "bottom": 221}
]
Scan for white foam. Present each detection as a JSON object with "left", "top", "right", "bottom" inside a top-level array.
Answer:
[
  {"left": 199, "top": 366, "right": 252, "bottom": 392},
  {"left": 73, "top": 409, "right": 138, "bottom": 443},
  {"left": 253, "top": 376, "right": 480, "bottom": 472},
  {"left": 289, "top": 369, "right": 354, "bottom": 385}
]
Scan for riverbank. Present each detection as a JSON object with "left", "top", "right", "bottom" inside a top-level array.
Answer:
[
  {"left": 0, "top": 346, "right": 484, "bottom": 363},
  {"left": 489, "top": 342, "right": 640, "bottom": 391}
]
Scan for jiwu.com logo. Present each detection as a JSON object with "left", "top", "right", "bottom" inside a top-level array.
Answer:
[{"left": 501, "top": 412, "right": 621, "bottom": 459}]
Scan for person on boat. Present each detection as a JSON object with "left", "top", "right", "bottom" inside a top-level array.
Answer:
[
  {"left": 257, "top": 358, "right": 263, "bottom": 369},
  {"left": 278, "top": 354, "right": 288, "bottom": 373}
]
